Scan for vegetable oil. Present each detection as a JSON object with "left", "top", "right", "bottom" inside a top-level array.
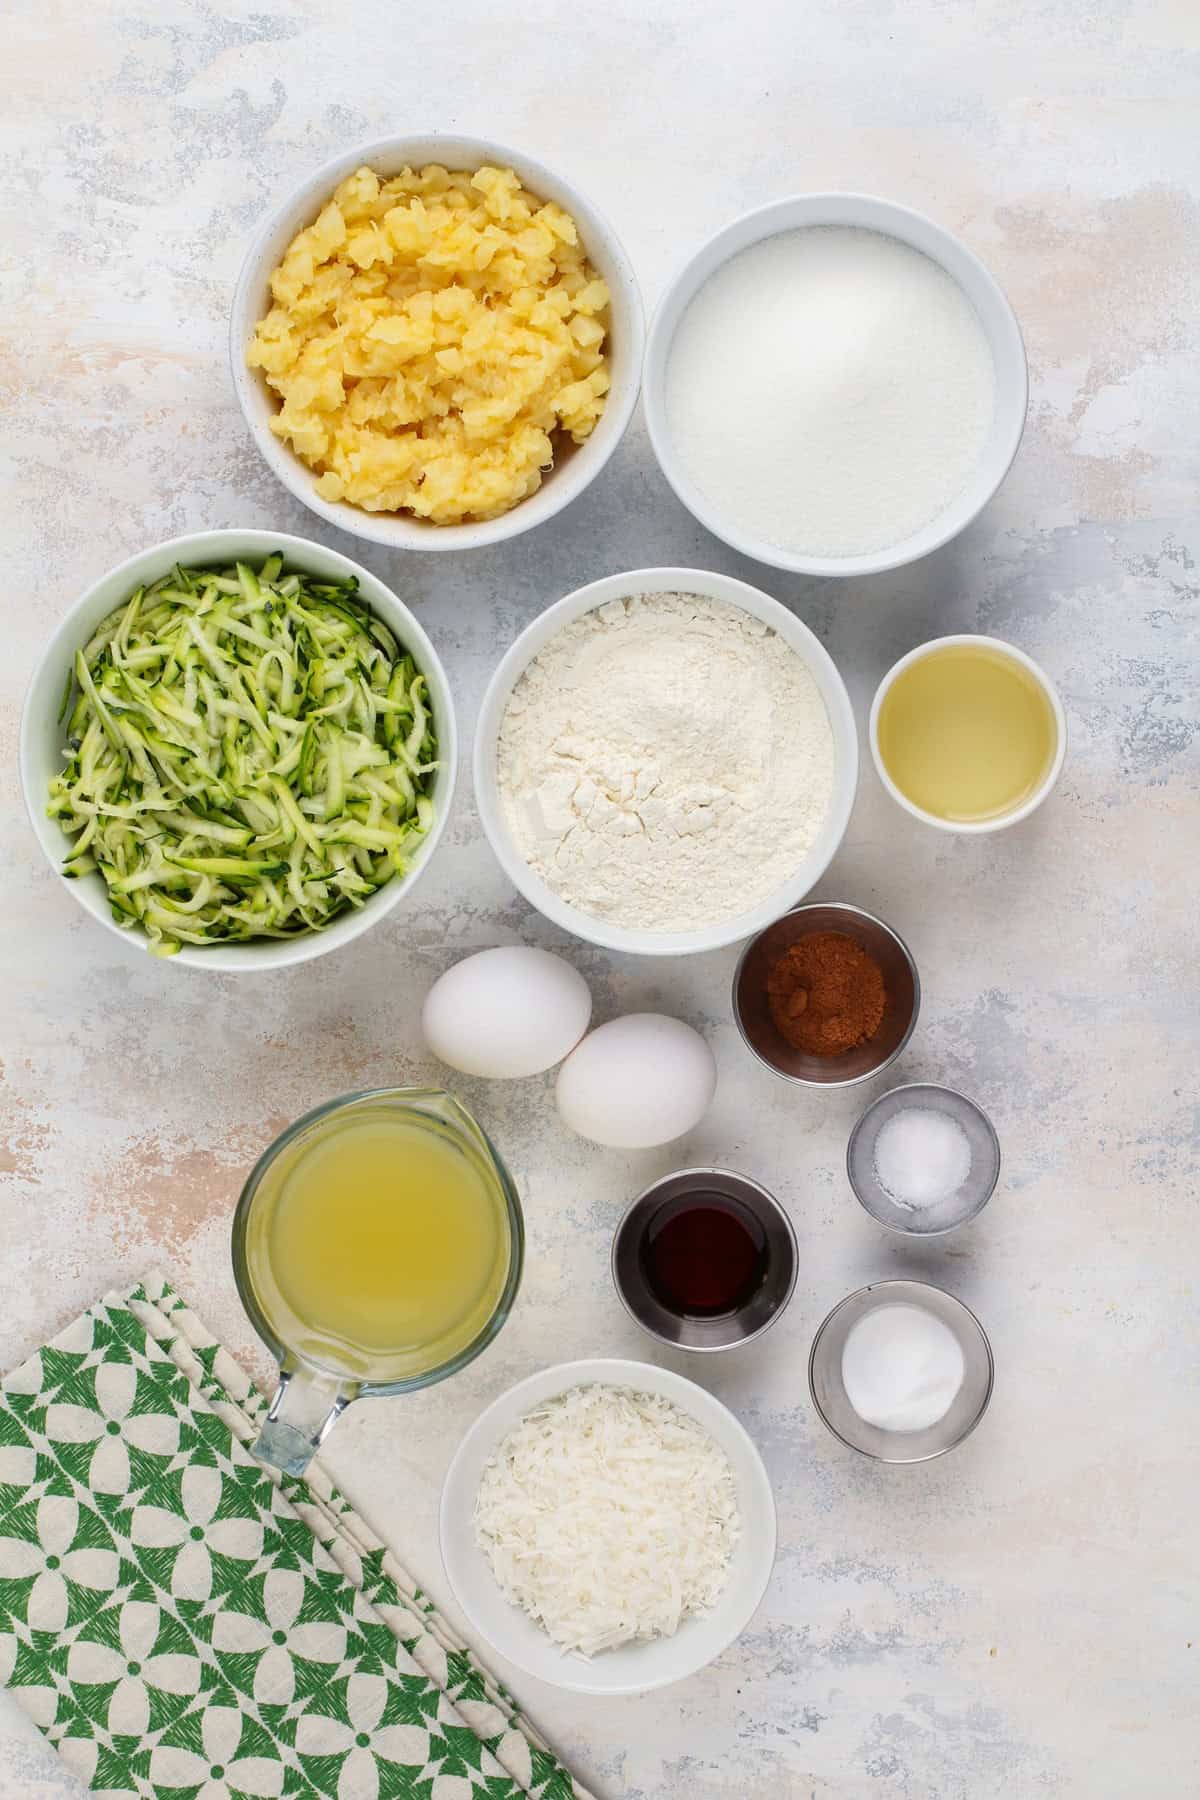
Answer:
[{"left": 876, "top": 643, "right": 1058, "bottom": 823}]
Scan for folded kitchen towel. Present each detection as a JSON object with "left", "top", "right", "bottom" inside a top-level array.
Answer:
[{"left": 0, "top": 1272, "right": 590, "bottom": 1800}]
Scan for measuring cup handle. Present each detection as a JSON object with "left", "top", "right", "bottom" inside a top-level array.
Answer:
[{"left": 252, "top": 1368, "right": 351, "bottom": 1478}]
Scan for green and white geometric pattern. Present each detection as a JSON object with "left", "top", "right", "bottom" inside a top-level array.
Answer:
[{"left": 0, "top": 1274, "right": 590, "bottom": 1800}]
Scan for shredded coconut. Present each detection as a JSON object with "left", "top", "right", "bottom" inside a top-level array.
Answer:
[
  {"left": 665, "top": 226, "right": 996, "bottom": 558},
  {"left": 473, "top": 1384, "right": 740, "bottom": 1657},
  {"left": 495, "top": 591, "right": 834, "bottom": 931}
]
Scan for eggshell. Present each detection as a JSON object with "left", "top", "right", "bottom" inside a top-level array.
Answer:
[
  {"left": 555, "top": 1013, "right": 717, "bottom": 1148},
  {"left": 422, "top": 947, "right": 592, "bottom": 1079}
]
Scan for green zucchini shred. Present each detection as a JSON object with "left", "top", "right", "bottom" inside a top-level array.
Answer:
[{"left": 47, "top": 554, "right": 439, "bottom": 953}]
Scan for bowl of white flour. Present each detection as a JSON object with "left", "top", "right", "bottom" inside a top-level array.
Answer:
[
  {"left": 642, "top": 193, "right": 1027, "bottom": 577},
  {"left": 474, "top": 568, "right": 857, "bottom": 954}
]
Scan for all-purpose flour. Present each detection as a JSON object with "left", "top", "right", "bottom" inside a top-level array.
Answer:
[{"left": 496, "top": 592, "right": 835, "bottom": 932}]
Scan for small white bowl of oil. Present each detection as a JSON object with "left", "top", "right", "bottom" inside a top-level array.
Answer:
[{"left": 869, "top": 634, "right": 1066, "bottom": 833}]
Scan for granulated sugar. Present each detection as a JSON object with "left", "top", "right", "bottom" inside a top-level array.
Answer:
[{"left": 665, "top": 226, "right": 996, "bottom": 558}]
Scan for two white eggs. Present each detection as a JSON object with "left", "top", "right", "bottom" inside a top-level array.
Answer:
[{"left": 421, "top": 946, "right": 716, "bottom": 1149}]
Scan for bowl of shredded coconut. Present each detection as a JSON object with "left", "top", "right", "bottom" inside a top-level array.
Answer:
[
  {"left": 474, "top": 567, "right": 858, "bottom": 954},
  {"left": 439, "top": 1358, "right": 776, "bottom": 1694}
]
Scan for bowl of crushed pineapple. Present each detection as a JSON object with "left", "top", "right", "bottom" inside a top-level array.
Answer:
[{"left": 231, "top": 135, "right": 643, "bottom": 551}]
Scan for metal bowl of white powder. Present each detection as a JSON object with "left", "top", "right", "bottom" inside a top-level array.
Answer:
[
  {"left": 473, "top": 567, "right": 858, "bottom": 954},
  {"left": 808, "top": 1280, "right": 995, "bottom": 1463},
  {"left": 847, "top": 1082, "right": 1002, "bottom": 1236},
  {"left": 642, "top": 193, "right": 1028, "bottom": 577}
]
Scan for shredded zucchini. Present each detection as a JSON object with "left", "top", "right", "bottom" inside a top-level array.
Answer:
[{"left": 48, "top": 555, "right": 438, "bottom": 956}]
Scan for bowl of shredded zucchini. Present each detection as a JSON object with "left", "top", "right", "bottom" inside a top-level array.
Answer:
[{"left": 21, "top": 531, "right": 456, "bottom": 970}]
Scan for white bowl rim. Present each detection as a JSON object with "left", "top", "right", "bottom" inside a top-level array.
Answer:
[
  {"left": 471, "top": 565, "right": 859, "bottom": 955},
  {"left": 868, "top": 632, "right": 1068, "bottom": 834},
  {"left": 643, "top": 190, "right": 1029, "bottom": 578},
  {"left": 19, "top": 527, "right": 458, "bottom": 972},
  {"left": 438, "top": 1354, "right": 777, "bottom": 1695},
  {"left": 229, "top": 132, "right": 645, "bottom": 553}
]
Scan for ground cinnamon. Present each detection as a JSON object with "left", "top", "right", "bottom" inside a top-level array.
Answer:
[{"left": 766, "top": 931, "right": 886, "bottom": 1056}]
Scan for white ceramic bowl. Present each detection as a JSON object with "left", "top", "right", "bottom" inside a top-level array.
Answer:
[
  {"left": 439, "top": 1357, "right": 776, "bottom": 1696},
  {"left": 643, "top": 192, "right": 1028, "bottom": 578},
  {"left": 19, "top": 529, "right": 457, "bottom": 972},
  {"left": 869, "top": 633, "right": 1067, "bottom": 833},
  {"left": 230, "top": 135, "right": 644, "bottom": 553},
  {"left": 473, "top": 566, "right": 858, "bottom": 956}
]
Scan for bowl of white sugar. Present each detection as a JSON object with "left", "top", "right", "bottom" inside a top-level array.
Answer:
[
  {"left": 643, "top": 194, "right": 1027, "bottom": 577},
  {"left": 472, "top": 567, "right": 858, "bottom": 955}
]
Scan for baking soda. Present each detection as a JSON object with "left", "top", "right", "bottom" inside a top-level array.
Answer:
[
  {"left": 841, "top": 1303, "right": 965, "bottom": 1432},
  {"left": 665, "top": 226, "right": 995, "bottom": 558}
]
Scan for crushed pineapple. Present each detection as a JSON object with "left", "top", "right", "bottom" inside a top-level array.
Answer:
[{"left": 247, "top": 164, "right": 611, "bottom": 524}]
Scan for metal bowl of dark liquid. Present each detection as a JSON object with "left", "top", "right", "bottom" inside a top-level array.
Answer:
[{"left": 611, "top": 1168, "right": 798, "bottom": 1352}]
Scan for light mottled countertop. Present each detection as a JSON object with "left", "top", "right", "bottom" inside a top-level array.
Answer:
[{"left": 4, "top": 2, "right": 1198, "bottom": 1795}]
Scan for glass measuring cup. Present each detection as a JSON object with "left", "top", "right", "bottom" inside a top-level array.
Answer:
[{"left": 232, "top": 1087, "right": 523, "bottom": 1477}]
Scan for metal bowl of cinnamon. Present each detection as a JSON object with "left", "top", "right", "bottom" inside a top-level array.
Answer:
[{"left": 732, "top": 902, "right": 920, "bottom": 1087}]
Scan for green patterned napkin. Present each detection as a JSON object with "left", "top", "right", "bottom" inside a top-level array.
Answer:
[{"left": 0, "top": 1273, "right": 590, "bottom": 1800}]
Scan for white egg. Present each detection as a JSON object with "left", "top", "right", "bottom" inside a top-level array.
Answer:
[
  {"left": 422, "top": 946, "right": 592, "bottom": 1079},
  {"left": 555, "top": 1013, "right": 717, "bottom": 1149}
]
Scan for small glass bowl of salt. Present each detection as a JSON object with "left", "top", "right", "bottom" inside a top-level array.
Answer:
[{"left": 847, "top": 1082, "right": 1000, "bottom": 1236}]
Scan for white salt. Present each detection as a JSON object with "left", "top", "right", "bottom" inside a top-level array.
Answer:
[
  {"left": 665, "top": 226, "right": 995, "bottom": 558},
  {"left": 841, "top": 1304, "right": 965, "bottom": 1433},
  {"left": 873, "top": 1106, "right": 972, "bottom": 1210}
]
